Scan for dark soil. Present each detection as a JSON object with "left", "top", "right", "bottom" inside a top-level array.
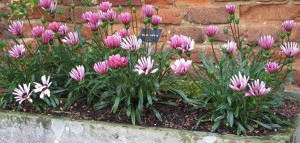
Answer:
[{"left": 5, "top": 99, "right": 300, "bottom": 136}]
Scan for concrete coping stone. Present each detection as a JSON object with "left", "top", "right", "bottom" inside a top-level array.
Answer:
[{"left": 0, "top": 110, "right": 299, "bottom": 143}]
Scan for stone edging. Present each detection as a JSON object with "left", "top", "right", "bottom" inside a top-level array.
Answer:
[{"left": 0, "top": 111, "right": 299, "bottom": 143}]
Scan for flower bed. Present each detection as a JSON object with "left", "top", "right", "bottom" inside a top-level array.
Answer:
[{"left": 0, "top": 0, "right": 300, "bottom": 136}]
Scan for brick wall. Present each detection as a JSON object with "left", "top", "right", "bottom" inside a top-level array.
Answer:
[{"left": 0, "top": 0, "right": 300, "bottom": 84}]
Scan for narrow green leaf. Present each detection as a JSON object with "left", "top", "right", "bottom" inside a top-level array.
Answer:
[
  {"left": 152, "top": 107, "right": 163, "bottom": 122},
  {"left": 211, "top": 120, "right": 221, "bottom": 132},
  {"left": 112, "top": 96, "right": 120, "bottom": 113}
]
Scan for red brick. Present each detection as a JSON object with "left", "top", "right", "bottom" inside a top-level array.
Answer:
[
  {"left": 72, "top": 6, "right": 98, "bottom": 23},
  {"left": 240, "top": 4, "right": 300, "bottom": 22},
  {"left": 145, "top": 0, "right": 174, "bottom": 5},
  {"left": 109, "top": 0, "right": 142, "bottom": 6},
  {"left": 175, "top": 0, "right": 211, "bottom": 6},
  {"left": 45, "top": 6, "right": 72, "bottom": 22},
  {"left": 159, "top": 6, "right": 181, "bottom": 25},
  {"left": 214, "top": 0, "right": 250, "bottom": 1},
  {"left": 22, "top": 22, "right": 44, "bottom": 38},
  {"left": 28, "top": 6, "right": 44, "bottom": 19},
  {"left": 184, "top": 7, "right": 229, "bottom": 25},
  {"left": 169, "top": 26, "right": 205, "bottom": 43},
  {"left": 289, "top": 26, "right": 300, "bottom": 42},
  {"left": 292, "top": 58, "right": 300, "bottom": 85},
  {"left": 239, "top": 22, "right": 282, "bottom": 44}
]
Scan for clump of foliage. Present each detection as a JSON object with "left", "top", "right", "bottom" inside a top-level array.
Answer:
[{"left": 0, "top": 0, "right": 299, "bottom": 135}]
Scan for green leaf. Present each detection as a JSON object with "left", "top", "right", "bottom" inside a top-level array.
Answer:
[
  {"left": 211, "top": 120, "right": 221, "bottom": 132},
  {"left": 214, "top": 115, "right": 225, "bottom": 122},
  {"left": 227, "top": 96, "right": 232, "bottom": 106},
  {"left": 138, "top": 89, "right": 144, "bottom": 111},
  {"left": 126, "top": 105, "right": 132, "bottom": 117},
  {"left": 146, "top": 91, "right": 153, "bottom": 105},
  {"left": 252, "top": 119, "right": 272, "bottom": 130},
  {"left": 136, "top": 108, "right": 142, "bottom": 124},
  {"left": 131, "top": 108, "right": 136, "bottom": 125},
  {"left": 112, "top": 96, "right": 120, "bottom": 113},
  {"left": 236, "top": 122, "right": 246, "bottom": 135},
  {"left": 152, "top": 107, "right": 163, "bottom": 122},
  {"left": 227, "top": 111, "right": 234, "bottom": 127}
]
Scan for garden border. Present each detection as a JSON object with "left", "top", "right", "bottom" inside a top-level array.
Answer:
[{"left": 0, "top": 110, "right": 299, "bottom": 143}]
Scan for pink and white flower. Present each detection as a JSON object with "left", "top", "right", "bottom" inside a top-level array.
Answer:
[
  {"left": 225, "top": 4, "right": 236, "bottom": 15},
  {"left": 41, "top": 30, "right": 54, "bottom": 44},
  {"left": 97, "top": 1, "right": 112, "bottom": 12},
  {"left": 258, "top": 35, "right": 274, "bottom": 50},
  {"left": 13, "top": 83, "right": 33, "bottom": 104},
  {"left": 282, "top": 20, "right": 296, "bottom": 31},
  {"left": 39, "top": 0, "right": 53, "bottom": 9},
  {"left": 118, "top": 12, "right": 132, "bottom": 25},
  {"left": 245, "top": 79, "right": 271, "bottom": 97},
  {"left": 34, "top": 75, "right": 52, "bottom": 99},
  {"left": 62, "top": 32, "right": 79, "bottom": 46},
  {"left": 204, "top": 25, "right": 218, "bottom": 37},
  {"left": 69, "top": 65, "right": 85, "bottom": 82},
  {"left": 94, "top": 60, "right": 109, "bottom": 75},
  {"left": 142, "top": 5, "right": 154, "bottom": 18},
  {"left": 48, "top": 22, "right": 60, "bottom": 32},
  {"left": 168, "top": 35, "right": 194, "bottom": 53},
  {"left": 31, "top": 26, "right": 44, "bottom": 38},
  {"left": 229, "top": 72, "right": 249, "bottom": 92},
  {"left": 265, "top": 62, "right": 279, "bottom": 74},
  {"left": 118, "top": 28, "right": 130, "bottom": 38},
  {"left": 121, "top": 35, "right": 142, "bottom": 52},
  {"left": 151, "top": 15, "right": 162, "bottom": 26},
  {"left": 8, "top": 21, "right": 24, "bottom": 36},
  {"left": 222, "top": 41, "right": 236, "bottom": 54},
  {"left": 82, "top": 11, "right": 93, "bottom": 23},
  {"left": 108, "top": 54, "right": 129, "bottom": 69},
  {"left": 9, "top": 44, "right": 26, "bottom": 58},
  {"left": 58, "top": 24, "right": 69, "bottom": 37},
  {"left": 104, "top": 9, "right": 116, "bottom": 21},
  {"left": 280, "top": 42, "right": 300, "bottom": 57},
  {"left": 50, "top": 2, "right": 56, "bottom": 13},
  {"left": 171, "top": 58, "right": 192, "bottom": 76},
  {"left": 134, "top": 57, "right": 158, "bottom": 75},
  {"left": 104, "top": 34, "right": 122, "bottom": 49}
]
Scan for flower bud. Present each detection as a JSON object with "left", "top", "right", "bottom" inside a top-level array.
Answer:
[
  {"left": 118, "top": 5, "right": 123, "bottom": 12},
  {"left": 186, "top": 51, "right": 192, "bottom": 57},
  {"left": 287, "top": 66, "right": 293, "bottom": 73},
  {"left": 246, "top": 46, "right": 251, "bottom": 53},
  {"left": 227, "top": 18, "right": 232, "bottom": 24},
  {"left": 100, "top": 22, "right": 107, "bottom": 29},
  {"left": 208, "top": 70, "right": 214, "bottom": 77},
  {"left": 262, "top": 50, "right": 270, "bottom": 58},
  {"left": 157, "top": 55, "right": 163, "bottom": 61},
  {"left": 89, "top": 47, "right": 94, "bottom": 54},
  {"left": 143, "top": 19, "right": 148, "bottom": 25},
  {"left": 70, "top": 4, "right": 75, "bottom": 9},
  {"left": 152, "top": 25, "right": 158, "bottom": 30},
  {"left": 230, "top": 14, "right": 235, "bottom": 21},
  {"left": 155, "top": 6, "right": 159, "bottom": 11},
  {"left": 54, "top": 32, "right": 59, "bottom": 38},
  {"left": 279, "top": 33, "right": 285, "bottom": 40},
  {"left": 132, "top": 7, "right": 136, "bottom": 13},
  {"left": 127, "top": 0, "right": 132, "bottom": 5},
  {"left": 164, "top": 61, "right": 170, "bottom": 67},
  {"left": 41, "top": 17, "right": 46, "bottom": 24},
  {"left": 125, "top": 24, "right": 130, "bottom": 30},
  {"left": 223, "top": 27, "right": 228, "bottom": 34},
  {"left": 286, "top": 31, "right": 292, "bottom": 37},
  {"left": 235, "top": 18, "right": 239, "bottom": 25},
  {"left": 208, "top": 37, "right": 215, "bottom": 43},
  {"left": 176, "top": 50, "right": 182, "bottom": 55},
  {"left": 221, "top": 46, "right": 227, "bottom": 53}
]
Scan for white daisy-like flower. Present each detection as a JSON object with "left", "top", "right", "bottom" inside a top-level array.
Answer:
[{"left": 34, "top": 75, "right": 52, "bottom": 99}]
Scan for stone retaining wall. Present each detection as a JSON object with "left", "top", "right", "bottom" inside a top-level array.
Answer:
[{"left": 0, "top": 111, "right": 299, "bottom": 143}]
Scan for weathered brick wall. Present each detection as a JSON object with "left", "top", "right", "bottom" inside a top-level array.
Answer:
[{"left": 0, "top": 0, "right": 300, "bottom": 84}]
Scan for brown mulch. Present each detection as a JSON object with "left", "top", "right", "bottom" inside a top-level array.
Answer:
[{"left": 5, "top": 99, "right": 300, "bottom": 136}]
